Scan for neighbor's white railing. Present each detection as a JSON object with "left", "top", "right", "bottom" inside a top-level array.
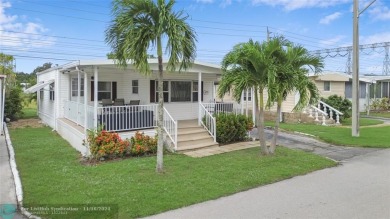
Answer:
[
  {"left": 97, "top": 104, "right": 157, "bottom": 132},
  {"left": 307, "top": 105, "right": 328, "bottom": 125},
  {"left": 318, "top": 100, "right": 343, "bottom": 124},
  {"left": 199, "top": 103, "right": 216, "bottom": 142},
  {"left": 163, "top": 107, "right": 178, "bottom": 150}
]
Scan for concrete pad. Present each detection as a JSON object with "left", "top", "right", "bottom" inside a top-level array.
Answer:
[{"left": 147, "top": 149, "right": 390, "bottom": 219}]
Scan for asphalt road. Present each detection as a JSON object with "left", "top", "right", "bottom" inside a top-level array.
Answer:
[{"left": 147, "top": 148, "right": 390, "bottom": 219}]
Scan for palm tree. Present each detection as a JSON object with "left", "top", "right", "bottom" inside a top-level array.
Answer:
[
  {"left": 219, "top": 39, "right": 280, "bottom": 155},
  {"left": 105, "top": 0, "right": 196, "bottom": 173},
  {"left": 268, "top": 44, "right": 323, "bottom": 153}
]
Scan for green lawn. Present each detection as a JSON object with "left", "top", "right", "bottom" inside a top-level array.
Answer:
[
  {"left": 268, "top": 123, "right": 390, "bottom": 148},
  {"left": 361, "top": 111, "right": 390, "bottom": 118},
  {"left": 21, "top": 101, "right": 38, "bottom": 119},
  {"left": 341, "top": 117, "right": 384, "bottom": 126},
  {"left": 10, "top": 127, "right": 336, "bottom": 218}
]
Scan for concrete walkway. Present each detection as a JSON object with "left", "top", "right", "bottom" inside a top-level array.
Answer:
[
  {"left": 147, "top": 148, "right": 390, "bottom": 219},
  {"left": 183, "top": 129, "right": 380, "bottom": 162},
  {"left": 0, "top": 134, "right": 25, "bottom": 219}
]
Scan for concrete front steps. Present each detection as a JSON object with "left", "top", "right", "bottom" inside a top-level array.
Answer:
[{"left": 176, "top": 120, "right": 218, "bottom": 152}]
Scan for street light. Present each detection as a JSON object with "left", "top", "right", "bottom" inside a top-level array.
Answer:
[{"left": 352, "top": 0, "right": 376, "bottom": 137}]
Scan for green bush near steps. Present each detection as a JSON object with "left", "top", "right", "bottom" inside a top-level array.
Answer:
[{"left": 215, "top": 113, "right": 253, "bottom": 144}]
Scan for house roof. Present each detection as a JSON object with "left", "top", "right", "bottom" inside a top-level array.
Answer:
[
  {"left": 37, "top": 59, "right": 221, "bottom": 75},
  {"left": 309, "top": 71, "right": 373, "bottom": 83}
]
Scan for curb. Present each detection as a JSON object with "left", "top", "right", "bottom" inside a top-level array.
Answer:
[{"left": 3, "top": 123, "right": 41, "bottom": 219}]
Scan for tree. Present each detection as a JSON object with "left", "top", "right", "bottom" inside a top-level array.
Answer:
[
  {"left": 268, "top": 42, "right": 323, "bottom": 153},
  {"left": 218, "top": 39, "right": 281, "bottom": 155},
  {"left": 106, "top": 0, "right": 196, "bottom": 173}
]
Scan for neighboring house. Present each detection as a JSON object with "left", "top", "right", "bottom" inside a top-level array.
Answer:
[
  {"left": 25, "top": 59, "right": 223, "bottom": 155},
  {"left": 310, "top": 72, "right": 374, "bottom": 112}
]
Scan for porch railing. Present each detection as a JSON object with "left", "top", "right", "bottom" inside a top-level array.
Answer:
[
  {"left": 97, "top": 105, "right": 157, "bottom": 132},
  {"left": 64, "top": 101, "right": 89, "bottom": 126},
  {"left": 202, "top": 102, "right": 241, "bottom": 115},
  {"left": 199, "top": 103, "right": 216, "bottom": 142},
  {"left": 163, "top": 107, "right": 178, "bottom": 150}
]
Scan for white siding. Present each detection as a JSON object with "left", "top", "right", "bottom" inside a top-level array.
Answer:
[{"left": 37, "top": 70, "right": 56, "bottom": 128}]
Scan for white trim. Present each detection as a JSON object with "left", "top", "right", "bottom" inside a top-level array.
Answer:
[{"left": 24, "top": 79, "right": 55, "bottom": 93}]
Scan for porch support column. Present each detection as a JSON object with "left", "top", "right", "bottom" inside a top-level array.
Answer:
[
  {"left": 198, "top": 72, "right": 202, "bottom": 126},
  {"left": 240, "top": 91, "right": 244, "bottom": 114},
  {"left": 252, "top": 87, "right": 255, "bottom": 125},
  {"left": 84, "top": 69, "right": 89, "bottom": 156},
  {"left": 93, "top": 66, "right": 98, "bottom": 129},
  {"left": 76, "top": 67, "right": 81, "bottom": 125},
  {"left": 245, "top": 89, "right": 249, "bottom": 116},
  {"left": 84, "top": 70, "right": 88, "bottom": 133}
]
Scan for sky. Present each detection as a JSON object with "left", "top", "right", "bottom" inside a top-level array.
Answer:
[{"left": 1, "top": 0, "right": 390, "bottom": 75}]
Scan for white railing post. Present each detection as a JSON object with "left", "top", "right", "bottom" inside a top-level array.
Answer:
[
  {"left": 336, "top": 114, "right": 340, "bottom": 124},
  {"left": 322, "top": 114, "right": 326, "bottom": 125},
  {"left": 315, "top": 110, "right": 319, "bottom": 121}
]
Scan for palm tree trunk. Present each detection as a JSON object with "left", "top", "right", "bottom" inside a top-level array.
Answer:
[
  {"left": 257, "top": 88, "right": 269, "bottom": 155},
  {"left": 156, "top": 37, "right": 164, "bottom": 173},
  {"left": 270, "top": 98, "right": 282, "bottom": 154}
]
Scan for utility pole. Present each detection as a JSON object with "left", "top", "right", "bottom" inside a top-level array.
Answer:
[
  {"left": 352, "top": 0, "right": 376, "bottom": 137},
  {"left": 267, "top": 27, "right": 270, "bottom": 41}
]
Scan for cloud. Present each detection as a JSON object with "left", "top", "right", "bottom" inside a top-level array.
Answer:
[
  {"left": 251, "top": 0, "right": 350, "bottom": 11},
  {"left": 369, "top": 4, "right": 390, "bottom": 20},
  {"left": 319, "top": 35, "right": 346, "bottom": 47},
  {"left": 0, "top": 0, "right": 55, "bottom": 50},
  {"left": 320, "top": 12, "right": 342, "bottom": 24},
  {"left": 361, "top": 32, "right": 390, "bottom": 44},
  {"left": 196, "top": 0, "right": 214, "bottom": 3}
]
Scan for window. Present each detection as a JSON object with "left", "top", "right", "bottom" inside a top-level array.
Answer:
[
  {"left": 155, "top": 81, "right": 169, "bottom": 102},
  {"left": 243, "top": 89, "right": 252, "bottom": 101},
  {"left": 71, "top": 77, "right": 84, "bottom": 97},
  {"left": 49, "top": 83, "right": 55, "bottom": 101},
  {"left": 324, "top": 81, "right": 331, "bottom": 91},
  {"left": 98, "top": 82, "right": 112, "bottom": 100},
  {"left": 132, "top": 80, "right": 139, "bottom": 94},
  {"left": 90, "top": 81, "right": 117, "bottom": 101},
  {"left": 150, "top": 80, "right": 202, "bottom": 102},
  {"left": 40, "top": 89, "right": 44, "bottom": 100},
  {"left": 171, "top": 81, "right": 191, "bottom": 102}
]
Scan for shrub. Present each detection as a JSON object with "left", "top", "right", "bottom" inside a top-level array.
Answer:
[
  {"left": 215, "top": 113, "right": 253, "bottom": 144},
  {"left": 87, "top": 129, "right": 130, "bottom": 160},
  {"left": 130, "top": 131, "right": 158, "bottom": 156},
  {"left": 4, "top": 87, "right": 23, "bottom": 121},
  {"left": 379, "top": 98, "right": 389, "bottom": 111},
  {"left": 320, "top": 95, "right": 352, "bottom": 121}
]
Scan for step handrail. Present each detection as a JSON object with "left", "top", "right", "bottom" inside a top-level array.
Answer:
[
  {"left": 318, "top": 100, "right": 343, "bottom": 124},
  {"left": 199, "top": 103, "right": 216, "bottom": 142},
  {"left": 309, "top": 105, "right": 327, "bottom": 125},
  {"left": 163, "top": 107, "right": 178, "bottom": 151},
  {"left": 319, "top": 100, "right": 343, "bottom": 115}
]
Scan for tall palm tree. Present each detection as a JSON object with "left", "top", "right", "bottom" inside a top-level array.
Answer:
[
  {"left": 268, "top": 44, "right": 323, "bottom": 153},
  {"left": 105, "top": 0, "right": 196, "bottom": 173},
  {"left": 219, "top": 39, "right": 280, "bottom": 155}
]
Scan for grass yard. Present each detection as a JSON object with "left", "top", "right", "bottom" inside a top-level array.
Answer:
[
  {"left": 361, "top": 111, "right": 390, "bottom": 118},
  {"left": 10, "top": 127, "right": 336, "bottom": 219},
  {"left": 269, "top": 123, "right": 390, "bottom": 148},
  {"left": 21, "top": 101, "right": 38, "bottom": 119},
  {"left": 341, "top": 117, "right": 384, "bottom": 126}
]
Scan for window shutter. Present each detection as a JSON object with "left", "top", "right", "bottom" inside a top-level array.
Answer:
[
  {"left": 201, "top": 81, "right": 204, "bottom": 101},
  {"left": 91, "top": 81, "right": 94, "bottom": 101},
  {"left": 112, "top": 82, "right": 117, "bottom": 100},
  {"left": 150, "top": 80, "right": 155, "bottom": 103}
]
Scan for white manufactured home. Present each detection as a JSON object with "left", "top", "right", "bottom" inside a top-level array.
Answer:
[{"left": 25, "top": 59, "right": 246, "bottom": 155}]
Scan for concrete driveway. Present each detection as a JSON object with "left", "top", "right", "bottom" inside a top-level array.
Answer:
[{"left": 147, "top": 149, "right": 390, "bottom": 219}]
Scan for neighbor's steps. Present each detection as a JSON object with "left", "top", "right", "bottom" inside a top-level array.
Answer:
[{"left": 176, "top": 120, "right": 218, "bottom": 152}]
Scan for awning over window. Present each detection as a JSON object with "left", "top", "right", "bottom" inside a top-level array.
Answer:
[{"left": 24, "top": 79, "right": 55, "bottom": 94}]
